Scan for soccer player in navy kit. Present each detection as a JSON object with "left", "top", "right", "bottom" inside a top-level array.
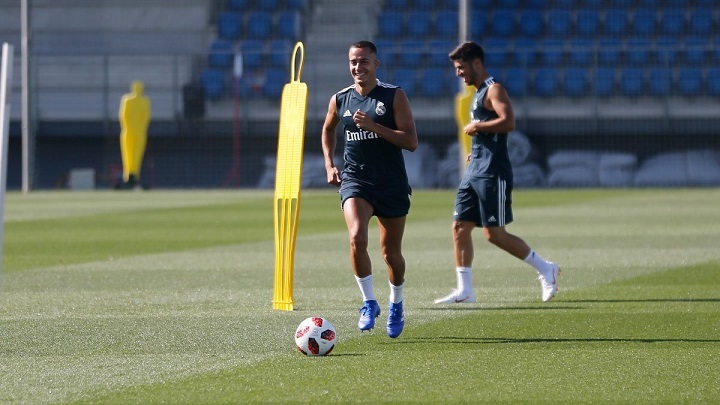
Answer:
[
  {"left": 321, "top": 41, "right": 418, "bottom": 338},
  {"left": 434, "top": 41, "right": 560, "bottom": 304}
]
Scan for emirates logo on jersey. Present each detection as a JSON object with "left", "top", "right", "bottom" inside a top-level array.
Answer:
[{"left": 375, "top": 102, "right": 386, "bottom": 116}]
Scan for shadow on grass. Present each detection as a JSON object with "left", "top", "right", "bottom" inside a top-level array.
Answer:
[
  {"left": 421, "top": 306, "right": 579, "bottom": 311},
  {"left": 400, "top": 336, "right": 720, "bottom": 344},
  {"left": 561, "top": 298, "right": 720, "bottom": 303}
]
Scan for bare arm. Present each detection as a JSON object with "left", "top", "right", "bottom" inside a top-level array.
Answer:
[
  {"left": 321, "top": 94, "right": 342, "bottom": 186},
  {"left": 463, "top": 83, "right": 515, "bottom": 135},
  {"left": 352, "top": 88, "right": 418, "bottom": 152}
]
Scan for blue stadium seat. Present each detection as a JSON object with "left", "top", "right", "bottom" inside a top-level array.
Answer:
[
  {"left": 414, "top": 0, "right": 435, "bottom": 10},
  {"left": 655, "top": 36, "right": 679, "bottom": 66},
  {"left": 492, "top": 9, "right": 516, "bottom": 37},
  {"left": 553, "top": 0, "right": 577, "bottom": 6},
  {"left": 620, "top": 67, "right": 644, "bottom": 97},
  {"left": 378, "top": 11, "right": 404, "bottom": 38},
  {"left": 632, "top": 9, "right": 656, "bottom": 37},
  {"left": 540, "top": 38, "right": 564, "bottom": 66},
  {"left": 473, "top": 0, "right": 494, "bottom": 7},
  {"left": 604, "top": 9, "right": 628, "bottom": 37},
  {"left": 547, "top": 10, "right": 572, "bottom": 37},
  {"left": 428, "top": 39, "right": 454, "bottom": 67},
  {"left": 582, "top": 0, "right": 603, "bottom": 6},
  {"left": 226, "top": 0, "right": 249, "bottom": 10},
  {"left": 392, "top": 69, "right": 417, "bottom": 98},
  {"left": 576, "top": 10, "right": 599, "bottom": 37},
  {"left": 247, "top": 11, "right": 273, "bottom": 39},
  {"left": 594, "top": 67, "right": 615, "bottom": 97},
  {"left": 268, "top": 39, "right": 292, "bottom": 68},
  {"left": 407, "top": 11, "right": 432, "bottom": 37},
  {"left": 484, "top": 38, "right": 510, "bottom": 68},
  {"left": 217, "top": 11, "right": 243, "bottom": 41},
  {"left": 677, "top": 67, "right": 703, "bottom": 96},
  {"left": 533, "top": 68, "right": 560, "bottom": 97},
  {"left": 689, "top": 8, "right": 713, "bottom": 36},
  {"left": 435, "top": 10, "right": 457, "bottom": 39},
  {"left": 277, "top": 11, "right": 300, "bottom": 40},
  {"left": 598, "top": 37, "right": 622, "bottom": 65},
  {"left": 201, "top": 69, "right": 227, "bottom": 100},
  {"left": 568, "top": 38, "right": 594, "bottom": 66},
  {"left": 419, "top": 68, "right": 450, "bottom": 97},
  {"left": 504, "top": 67, "right": 529, "bottom": 97},
  {"left": 714, "top": 36, "right": 720, "bottom": 63},
  {"left": 400, "top": 39, "right": 426, "bottom": 67},
  {"left": 236, "top": 70, "right": 264, "bottom": 98},
  {"left": 707, "top": 67, "right": 720, "bottom": 96},
  {"left": 525, "top": 0, "right": 547, "bottom": 8},
  {"left": 514, "top": 38, "right": 537, "bottom": 67},
  {"left": 609, "top": 0, "right": 632, "bottom": 6},
  {"left": 471, "top": 11, "right": 487, "bottom": 38},
  {"left": 256, "top": 0, "right": 279, "bottom": 11},
  {"left": 660, "top": 8, "right": 685, "bottom": 37},
  {"left": 626, "top": 37, "right": 651, "bottom": 66},
  {"left": 441, "top": 0, "right": 459, "bottom": 9},
  {"left": 385, "top": 0, "right": 408, "bottom": 10},
  {"left": 648, "top": 67, "right": 672, "bottom": 97},
  {"left": 684, "top": 36, "right": 708, "bottom": 65},
  {"left": 208, "top": 39, "right": 234, "bottom": 69},
  {"left": 563, "top": 68, "right": 588, "bottom": 97},
  {"left": 240, "top": 40, "right": 265, "bottom": 70},
  {"left": 519, "top": 10, "right": 544, "bottom": 38},
  {"left": 285, "top": 0, "right": 307, "bottom": 11},
  {"left": 263, "top": 68, "right": 286, "bottom": 98},
  {"left": 374, "top": 39, "right": 397, "bottom": 67},
  {"left": 497, "top": 0, "right": 522, "bottom": 7}
]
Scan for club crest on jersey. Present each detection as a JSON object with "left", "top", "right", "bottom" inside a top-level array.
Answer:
[{"left": 375, "top": 102, "right": 386, "bottom": 116}]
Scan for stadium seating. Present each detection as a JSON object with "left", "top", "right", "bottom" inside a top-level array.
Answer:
[
  {"left": 563, "top": 67, "right": 589, "bottom": 97},
  {"left": 217, "top": 11, "right": 243, "bottom": 41},
  {"left": 534, "top": 68, "right": 560, "bottom": 97},
  {"left": 226, "top": 0, "right": 249, "bottom": 11},
  {"left": 620, "top": 67, "right": 644, "bottom": 97},
  {"left": 540, "top": 38, "right": 564, "bottom": 66},
  {"left": 247, "top": 11, "right": 273, "bottom": 40},
  {"left": 568, "top": 38, "right": 594, "bottom": 65},
  {"left": 576, "top": 10, "right": 600, "bottom": 37},
  {"left": 683, "top": 36, "right": 707, "bottom": 65},
  {"left": 547, "top": 10, "right": 572, "bottom": 37},
  {"left": 379, "top": 11, "right": 403, "bottom": 38},
  {"left": 594, "top": 67, "right": 616, "bottom": 97},
  {"left": 626, "top": 37, "right": 651, "bottom": 65},
  {"left": 514, "top": 37, "right": 538, "bottom": 67},
  {"left": 406, "top": 11, "right": 432, "bottom": 37},
  {"left": 241, "top": 39, "right": 265, "bottom": 70},
  {"left": 604, "top": 9, "right": 628, "bottom": 37},
  {"left": 598, "top": 37, "right": 622, "bottom": 65},
  {"left": 268, "top": 39, "right": 291, "bottom": 68},
  {"left": 400, "top": 39, "right": 425, "bottom": 67},
  {"left": 632, "top": 9, "right": 656, "bottom": 37},
  {"left": 435, "top": 10, "right": 457, "bottom": 38},
  {"left": 471, "top": 11, "right": 487, "bottom": 38},
  {"left": 655, "top": 36, "right": 679, "bottom": 66},
  {"left": 492, "top": 9, "right": 516, "bottom": 37},
  {"left": 392, "top": 69, "right": 417, "bottom": 97},
  {"left": 263, "top": 68, "right": 286, "bottom": 98},
  {"left": 484, "top": 38, "right": 510, "bottom": 67},
  {"left": 677, "top": 67, "right": 703, "bottom": 96},
  {"left": 648, "top": 67, "right": 673, "bottom": 97},
  {"left": 419, "top": 68, "right": 449, "bottom": 97},
  {"left": 504, "top": 67, "right": 529, "bottom": 97},
  {"left": 277, "top": 11, "right": 300, "bottom": 40},
  {"left": 428, "top": 39, "right": 454, "bottom": 67},
  {"left": 689, "top": 8, "right": 713, "bottom": 36},
  {"left": 660, "top": 8, "right": 685, "bottom": 36},
  {"left": 201, "top": 69, "right": 227, "bottom": 100},
  {"left": 208, "top": 39, "right": 234, "bottom": 69},
  {"left": 256, "top": 0, "right": 279, "bottom": 11},
  {"left": 519, "top": 9, "right": 544, "bottom": 38},
  {"left": 707, "top": 67, "right": 720, "bottom": 96}
]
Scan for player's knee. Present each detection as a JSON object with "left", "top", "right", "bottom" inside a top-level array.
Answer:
[
  {"left": 382, "top": 249, "right": 404, "bottom": 268},
  {"left": 348, "top": 233, "right": 368, "bottom": 252}
]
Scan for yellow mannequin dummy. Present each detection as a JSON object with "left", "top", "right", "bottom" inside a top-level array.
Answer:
[
  {"left": 454, "top": 84, "right": 475, "bottom": 170},
  {"left": 119, "top": 81, "right": 151, "bottom": 187}
]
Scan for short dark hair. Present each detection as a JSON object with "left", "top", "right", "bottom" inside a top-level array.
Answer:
[
  {"left": 449, "top": 41, "right": 484, "bottom": 65},
  {"left": 350, "top": 40, "right": 378, "bottom": 55}
]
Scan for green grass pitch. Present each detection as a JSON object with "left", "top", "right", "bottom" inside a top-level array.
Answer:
[{"left": 1, "top": 188, "right": 718, "bottom": 403}]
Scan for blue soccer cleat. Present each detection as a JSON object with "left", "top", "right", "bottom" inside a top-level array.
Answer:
[
  {"left": 358, "top": 300, "right": 381, "bottom": 331},
  {"left": 386, "top": 301, "right": 405, "bottom": 338}
]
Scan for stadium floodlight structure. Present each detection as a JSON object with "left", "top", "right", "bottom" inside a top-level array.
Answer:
[{"left": 0, "top": 43, "right": 14, "bottom": 286}]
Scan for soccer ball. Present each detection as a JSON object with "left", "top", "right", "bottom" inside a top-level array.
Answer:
[{"left": 295, "top": 317, "right": 337, "bottom": 356}]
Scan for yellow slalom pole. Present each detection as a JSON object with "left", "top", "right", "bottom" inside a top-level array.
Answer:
[
  {"left": 273, "top": 42, "right": 307, "bottom": 311},
  {"left": 454, "top": 84, "right": 475, "bottom": 175}
]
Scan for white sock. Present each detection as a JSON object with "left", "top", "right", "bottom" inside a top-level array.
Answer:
[
  {"left": 389, "top": 280, "right": 404, "bottom": 304},
  {"left": 456, "top": 267, "right": 473, "bottom": 293},
  {"left": 355, "top": 274, "right": 375, "bottom": 302},
  {"left": 524, "top": 249, "right": 551, "bottom": 274}
]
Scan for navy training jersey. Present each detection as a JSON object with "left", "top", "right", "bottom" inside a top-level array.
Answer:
[
  {"left": 335, "top": 81, "right": 409, "bottom": 187},
  {"left": 467, "top": 77, "right": 513, "bottom": 180}
]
